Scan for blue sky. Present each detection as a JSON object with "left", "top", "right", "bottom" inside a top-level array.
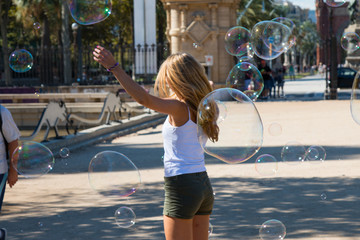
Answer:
[{"left": 287, "top": 0, "right": 316, "bottom": 10}]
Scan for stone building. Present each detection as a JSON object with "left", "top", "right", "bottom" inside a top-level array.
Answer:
[{"left": 160, "top": 0, "right": 241, "bottom": 84}]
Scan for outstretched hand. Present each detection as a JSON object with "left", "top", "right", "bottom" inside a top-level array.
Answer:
[{"left": 93, "top": 46, "right": 117, "bottom": 70}]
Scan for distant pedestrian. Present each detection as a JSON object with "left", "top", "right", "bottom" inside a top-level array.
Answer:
[
  {"left": 289, "top": 64, "right": 295, "bottom": 81},
  {"left": 259, "top": 60, "right": 273, "bottom": 99}
]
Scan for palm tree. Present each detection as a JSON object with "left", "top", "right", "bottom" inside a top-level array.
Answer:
[{"left": 297, "top": 20, "right": 319, "bottom": 70}]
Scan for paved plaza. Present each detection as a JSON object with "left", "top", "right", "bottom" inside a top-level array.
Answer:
[{"left": 1, "top": 98, "right": 360, "bottom": 239}]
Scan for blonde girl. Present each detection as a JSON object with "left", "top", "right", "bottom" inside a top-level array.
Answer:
[{"left": 93, "top": 46, "right": 218, "bottom": 240}]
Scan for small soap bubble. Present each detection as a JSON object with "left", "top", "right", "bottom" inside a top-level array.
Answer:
[
  {"left": 305, "top": 145, "right": 326, "bottom": 163},
  {"left": 193, "top": 43, "right": 199, "bottom": 48},
  {"left": 38, "top": 222, "right": 44, "bottom": 228},
  {"left": 320, "top": 193, "right": 327, "bottom": 200},
  {"left": 225, "top": 26, "right": 251, "bottom": 57},
  {"left": 281, "top": 141, "right": 306, "bottom": 165},
  {"left": 9, "top": 49, "right": 33, "bottom": 73},
  {"left": 208, "top": 222, "right": 214, "bottom": 236},
  {"left": 259, "top": 219, "right": 286, "bottom": 240},
  {"left": 255, "top": 154, "right": 278, "bottom": 176},
  {"left": 33, "top": 22, "right": 41, "bottom": 30},
  {"left": 114, "top": 206, "right": 136, "bottom": 228},
  {"left": 341, "top": 32, "right": 360, "bottom": 53},
  {"left": 59, "top": 147, "right": 70, "bottom": 158}
]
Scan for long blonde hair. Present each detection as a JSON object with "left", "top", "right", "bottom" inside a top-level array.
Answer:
[{"left": 154, "top": 52, "right": 219, "bottom": 142}]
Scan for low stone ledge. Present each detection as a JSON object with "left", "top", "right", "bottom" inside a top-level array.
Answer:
[{"left": 43, "top": 111, "right": 166, "bottom": 156}]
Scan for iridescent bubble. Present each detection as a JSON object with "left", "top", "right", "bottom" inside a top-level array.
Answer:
[
  {"left": 350, "top": 71, "right": 360, "bottom": 125},
  {"left": 271, "top": 17, "right": 296, "bottom": 51},
  {"left": 33, "top": 22, "right": 41, "bottom": 30},
  {"left": 259, "top": 219, "right": 286, "bottom": 240},
  {"left": 341, "top": 32, "right": 360, "bottom": 53},
  {"left": 226, "top": 62, "right": 264, "bottom": 101},
  {"left": 67, "top": 0, "right": 112, "bottom": 25},
  {"left": 247, "top": 43, "right": 255, "bottom": 58},
  {"left": 88, "top": 151, "right": 141, "bottom": 197},
  {"left": 114, "top": 206, "right": 136, "bottom": 228},
  {"left": 250, "top": 21, "right": 292, "bottom": 60},
  {"left": 238, "top": 55, "right": 256, "bottom": 66},
  {"left": 59, "top": 147, "right": 70, "bottom": 158},
  {"left": 209, "top": 222, "right": 213, "bottom": 236},
  {"left": 38, "top": 222, "right": 44, "bottom": 228},
  {"left": 193, "top": 43, "right": 199, "bottom": 48},
  {"left": 225, "top": 26, "right": 251, "bottom": 57},
  {"left": 197, "top": 88, "right": 263, "bottom": 164},
  {"left": 268, "top": 122, "right": 282, "bottom": 136},
  {"left": 305, "top": 145, "right": 326, "bottom": 163},
  {"left": 255, "top": 154, "right": 278, "bottom": 176},
  {"left": 9, "top": 49, "right": 33, "bottom": 73},
  {"left": 281, "top": 141, "right": 306, "bottom": 165},
  {"left": 325, "top": 0, "right": 347, "bottom": 7},
  {"left": 12, "top": 141, "right": 55, "bottom": 178},
  {"left": 320, "top": 193, "right": 327, "bottom": 200}
]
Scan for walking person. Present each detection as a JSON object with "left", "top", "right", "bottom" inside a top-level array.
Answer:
[
  {"left": 93, "top": 46, "right": 215, "bottom": 240},
  {"left": 0, "top": 105, "right": 21, "bottom": 240}
]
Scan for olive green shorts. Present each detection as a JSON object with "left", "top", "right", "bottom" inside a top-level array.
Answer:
[{"left": 163, "top": 171, "right": 214, "bottom": 219}]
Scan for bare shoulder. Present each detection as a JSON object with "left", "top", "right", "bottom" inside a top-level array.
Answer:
[{"left": 168, "top": 101, "right": 189, "bottom": 127}]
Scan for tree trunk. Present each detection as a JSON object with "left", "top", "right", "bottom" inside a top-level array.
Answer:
[
  {"left": 0, "top": 1, "right": 12, "bottom": 86},
  {"left": 61, "top": 0, "right": 71, "bottom": 85},
  {"left": 40, "top": 14, "right": 53, "bottom": 85}
]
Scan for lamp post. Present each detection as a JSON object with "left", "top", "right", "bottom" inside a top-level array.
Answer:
[{"left": 71, "top": 23, "right": 78, "bottom": 83}]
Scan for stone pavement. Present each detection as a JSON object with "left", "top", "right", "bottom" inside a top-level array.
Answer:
[{"left": 1, "top": 100, "right": 360, "bottom": 239}]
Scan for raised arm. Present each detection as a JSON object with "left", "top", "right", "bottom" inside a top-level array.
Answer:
[{"left": 93, "top": 46, "right": 184, "bottom": 117}]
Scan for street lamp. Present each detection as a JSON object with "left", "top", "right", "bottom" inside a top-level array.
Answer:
[{"left": 71, "top": 23, "right": 78, "bottom": 83}]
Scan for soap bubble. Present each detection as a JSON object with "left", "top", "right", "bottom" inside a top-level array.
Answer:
[
  {"left": 271, "top": 17, "right": 296, "bottom": 51},
  {"left": 9, "top": 49, "right": 33, "bottom": 73},
  {"left": 67, "top": 0, "right": 112, "bottom": 25},
  {"left": 250, "top": 21, "right": 292, "bottom": 60},
  {"left": 88, "top": 151, "right": 141, "bottom": 197},
  {"left": 259, "top": 219, "right": 286, "bottom": 240},
  {"left": 255, "top": 154, "right": 278, "bottom": 176},
  {"left": 325, "top": 0, "right": 347, "bottom": 7},
  {"left": 350, "top": 71, "right": 360, "bottom": 125},
  {"left": 268, "top": 122, "right": 282, "bottom": 136},
  {"left": 225, "top": 26, "right": 251, "bottom": 57},
  {"left": 226, "top": 62, "right": 264, "bottom": 101},
  {"left": 320, "top": 193, "right": 327, "bottom": 200},
  {"left": 193, "top": 43, "right": 199, "bottom": 48},
  {"left": 59, "top": 147, "right": 70, "bottom": 158},
  {"left": 114, "top": 206, "right": 136, "bottom": 228},
  {"left": 12, "top": 141, "right": 55, "bottom": 178},
  {"left": 209, "top": 222, "right": 213, "bottom": 236},
  {"left": 33, "top": 22, "right": 41, "bottom": 30},
  {"left": 197, "top": 88, "right": 263, "bottom": 164},
  {"left": 238, "top": 55, "right": 256, "bottom": 66},
  {"left": 281, "top": 141, "right": 306, "bottom": 165},
  {"left": 341, "top": 32, "right": 360, "bottom": 53},
  {"left": 305, "top": 145, "right": 326, "bottom": 163}
]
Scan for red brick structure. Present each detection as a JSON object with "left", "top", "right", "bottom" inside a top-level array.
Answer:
[{"left": 316, "top": 0, "right": 350, "bottom": 66}]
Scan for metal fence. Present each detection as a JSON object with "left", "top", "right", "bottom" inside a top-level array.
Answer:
[{"left": 0, "top": 43, "right": 170, "bottom": 87}]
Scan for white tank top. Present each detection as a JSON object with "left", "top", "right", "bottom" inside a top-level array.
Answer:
[{"left": 162, "top": 106, "right": 206, "bottom": 177}]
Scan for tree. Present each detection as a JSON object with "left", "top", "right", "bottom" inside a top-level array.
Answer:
[{"left": 0, "top": 1, "right": 13, "bottom": 85}]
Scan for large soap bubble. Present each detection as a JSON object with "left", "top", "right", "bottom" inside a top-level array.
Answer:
[
  {"left": 12, "top": 141, "right": 55, "bottom": 178},
  {"left": 9, "top": 49, "right": 33, "bottom": 73},
  {"left": 250, "top": 21, "right": 292, "bottom": 60},
  {"left": 88, "top": 151, "right": 141, "bottom": 197},
  {"left": 67, "top": 0, "right": 112, "bottom": 25},
  {"left": 225, "top": 26, "right": 251, "bottom": 57},
  {"left": 350, "top": 71, "right": 360, "bottom": 125},
  {"left": 226, "top": 62, "right": 264, "bottom": 101},
  {"left": 197, "top": 88, "right": 263, "bottom": 164},
  {"left": 259, "top": 219, "right": 286, "bottom": 240}
]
